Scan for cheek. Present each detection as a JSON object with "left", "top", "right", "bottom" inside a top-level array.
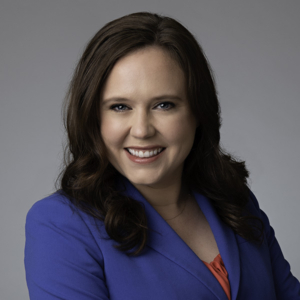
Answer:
[
  {"left": 162, "top": 114, "right": 197, "bottom": 145},
  {"left": 101, "top": 116, "right": 126, "bottom": 148}
]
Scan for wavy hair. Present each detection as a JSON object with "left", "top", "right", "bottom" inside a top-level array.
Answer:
[{"left": 57, "top": 12, "right": 263, "bottom": 255}]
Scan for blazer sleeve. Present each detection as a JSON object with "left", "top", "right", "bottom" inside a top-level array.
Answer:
[
  {"left": 24, "top": 194, "right": 110, "bottom": 300},
  {"left": 249, "top": 191, "right": 300, "bottom": 299}
]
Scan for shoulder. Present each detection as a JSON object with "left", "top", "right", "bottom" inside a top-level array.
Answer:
[
  {"left": 25, "top": 191, "right": 106, "bottom": 277},
  {"left": 246, "top": 189, "right": 259, "bottom": 209},
  {"left": 25, "top": 191, "right": 106, "bottom": 247},
  {"left": 25, "top": 192, "right": 109, "bottom": 299},
  {"left": 27, "top": 191, "right": 75, "bottom": 219},
  {"left": 26, "top": 191, "right": 84, "bottom": 230},
  {"left": 245, "top": 188, "right": 264, "bottom": 217},
  {"left": 244, "top": 189, "right": 276, "bottom": 242},
  {"left": 245, "top": 191, "right": 300, "bottom": 297}
]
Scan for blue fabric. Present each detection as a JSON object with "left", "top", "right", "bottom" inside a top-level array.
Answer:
[{"left": 25, "top": 178, "right": 300, "bottom": 299}]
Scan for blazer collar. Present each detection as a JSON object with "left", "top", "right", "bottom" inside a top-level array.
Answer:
[
  {"left": 118, "top": 177, "right": 240, "bottom": 300},
  {"left": 194, "top": 190, "right": 241, "bottom": 300}
]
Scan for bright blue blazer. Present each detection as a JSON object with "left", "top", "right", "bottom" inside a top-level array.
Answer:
[{"left": 25, "top": 178, "right": 300, "bottom": 299}]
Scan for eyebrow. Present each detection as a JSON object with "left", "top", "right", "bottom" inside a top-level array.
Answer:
[{"left": 102, "top": 95, "right": 183, "bottom": 104}]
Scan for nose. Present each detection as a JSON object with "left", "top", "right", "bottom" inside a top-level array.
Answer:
[{"left": 130, "top": 109, "right": 155, "bottom": 139}]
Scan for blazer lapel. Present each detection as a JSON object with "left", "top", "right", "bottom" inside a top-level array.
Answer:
[
  {"left": 120, "top": 178, "right": 229, "bottom": 300},
  {"left": 193, "top": 191, "right": 241, "bottom": 300}
]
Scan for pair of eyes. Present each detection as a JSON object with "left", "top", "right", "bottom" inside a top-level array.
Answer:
[{"left": 110, "top": 102, "right": 175, "bottom": 112}]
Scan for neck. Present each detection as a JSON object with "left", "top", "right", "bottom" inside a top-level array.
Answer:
[{"left": 132, "top": 176, "right": 189, "bottom": 220}]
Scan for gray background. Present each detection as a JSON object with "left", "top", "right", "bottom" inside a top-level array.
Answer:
[{"left": 1, "top": 0, "right": 299, "bottom": 299}]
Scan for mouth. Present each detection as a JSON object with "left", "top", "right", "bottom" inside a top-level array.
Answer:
[{"left": 125, "top": 147, "right": 166, "bottom": 158}]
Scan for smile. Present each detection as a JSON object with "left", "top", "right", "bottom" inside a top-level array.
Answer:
[{"left": 126, "top": 148, "right": 165, "bottom": 158}]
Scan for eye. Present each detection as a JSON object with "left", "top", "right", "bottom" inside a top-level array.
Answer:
[
  {"left": 155, "top": 102, "right": 175, "bottom": 110},
  {"left": 110, "top": 104, "right": 130, "bottom": 112}
]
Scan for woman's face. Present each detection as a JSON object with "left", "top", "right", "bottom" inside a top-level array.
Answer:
[{"left": 100, "top": 46, "right": 197, "bottom": 189}]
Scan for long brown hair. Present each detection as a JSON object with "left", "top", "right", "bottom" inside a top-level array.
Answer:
[{"left": 57, "top": 12, "right": 263, "bottom": 255}]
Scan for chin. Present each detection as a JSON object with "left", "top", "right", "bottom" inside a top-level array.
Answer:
[
  {"left": 126, "top": 175, "right": 161, "bottom": 187},
  {"left": 125, "top": 169, "right": 177, "bottom": 189}
]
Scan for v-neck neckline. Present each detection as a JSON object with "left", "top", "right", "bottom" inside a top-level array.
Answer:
[{"left": 118, "top": 176, "right": 241, "bottom": 300}]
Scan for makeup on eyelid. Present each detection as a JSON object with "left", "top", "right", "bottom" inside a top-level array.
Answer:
[{"left": 109, "top": 102, "right": 175, "bottom": 112}]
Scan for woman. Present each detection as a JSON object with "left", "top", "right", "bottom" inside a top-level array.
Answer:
[{"left": 25, "top": 12, "right": 300, "bottom": 300}]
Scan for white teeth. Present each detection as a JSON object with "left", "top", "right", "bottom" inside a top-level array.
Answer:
[
  {"left": 127, "top": 148, "right": 164, "bottom": 158},
  {"left": 128, "top": 149, "right": 135, "bottom": 155}
]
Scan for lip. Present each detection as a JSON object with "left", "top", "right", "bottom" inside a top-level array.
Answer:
[
  {"left": 125, "top": 145, "right": 165, "bottom": 150},
  {"left": 124, "top": 148, "right": 165, "bottom": 164}
]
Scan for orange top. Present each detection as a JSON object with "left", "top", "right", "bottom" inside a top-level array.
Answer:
[{"left": 202, "top": 254, "right": 231, "bottom": 300}]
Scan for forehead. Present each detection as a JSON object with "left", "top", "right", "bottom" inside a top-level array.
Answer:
[{"left": 102, "top": 46, "right": 187, "bottom": 100}]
